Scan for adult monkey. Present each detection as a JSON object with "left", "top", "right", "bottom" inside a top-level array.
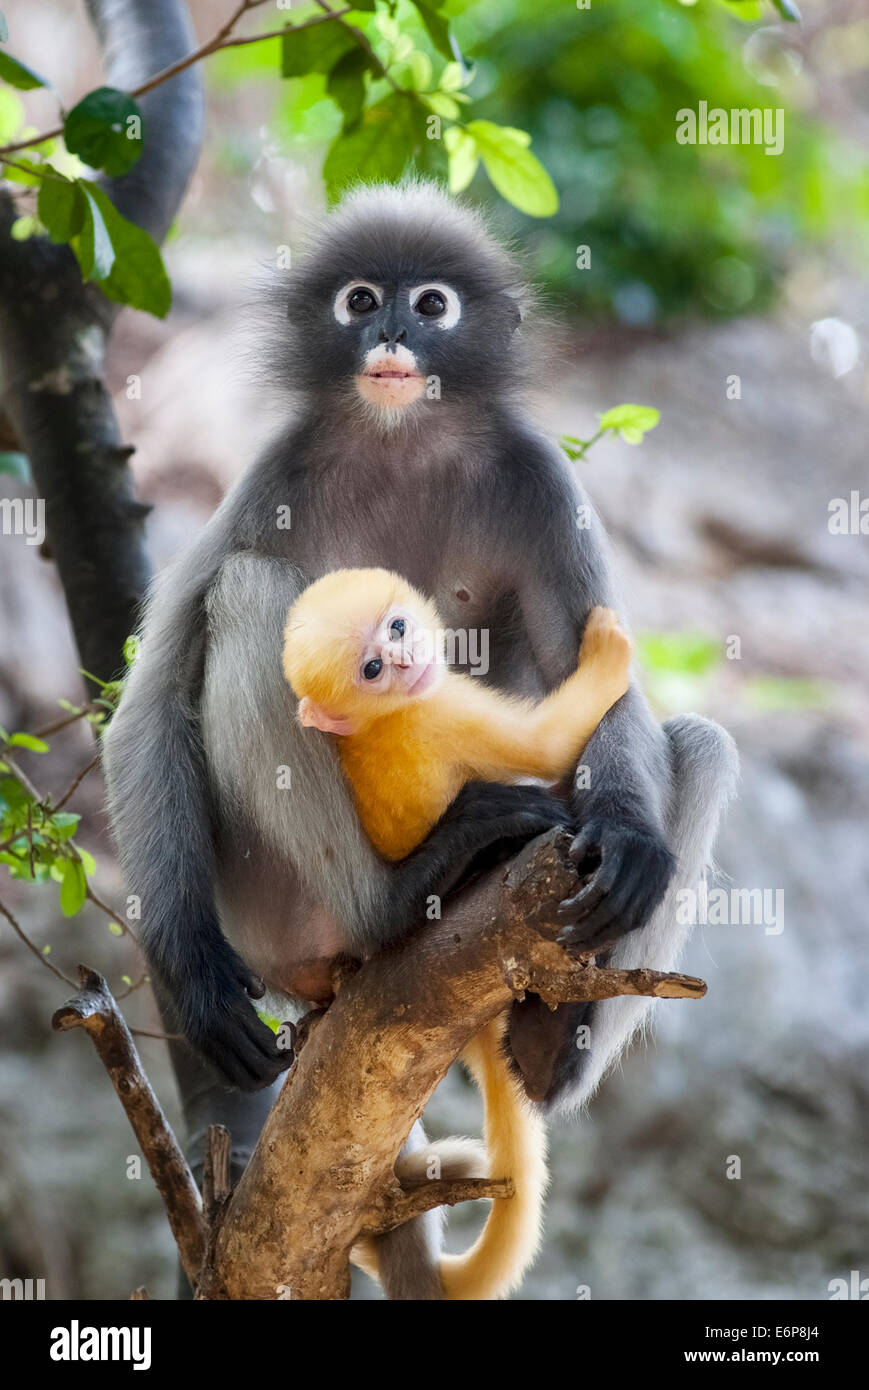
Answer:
[{"left": 103, "top": 182, "right": 737, "bottom": 1298}]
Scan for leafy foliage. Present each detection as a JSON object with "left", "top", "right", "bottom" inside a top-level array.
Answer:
[
  {"left": 453, "top": 0, "right": 868, "bottom": 321},
  {"left": 560, "top": 401, "right": 660, "bottom": 461},
  {"left": 63, "top": 87, "right": 144, "bottom": 178}
]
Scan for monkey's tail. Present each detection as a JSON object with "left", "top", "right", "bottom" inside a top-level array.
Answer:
[
  {"left": 350, "top": 1017, "right": 547, "bottom": 1300},
  {"left": 350, "top": 1136, "right": 488, "bottom": 1284},
  {"left": 439, "top": 1015, "right": 548, "bottom": 1300}
]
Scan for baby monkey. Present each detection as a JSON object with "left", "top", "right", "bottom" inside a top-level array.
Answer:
[{"left": 283, "top": 568, "right": 631, "bottom": 1300}]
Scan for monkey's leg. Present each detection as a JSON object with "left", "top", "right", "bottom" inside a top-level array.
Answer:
[{"left": 508, "top": 714, "right": 738, "bottom": 1108}]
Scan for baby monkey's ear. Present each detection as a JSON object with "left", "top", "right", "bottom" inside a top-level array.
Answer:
[{"left": 297, "top": 697, "right": 356, "bottom": 737}]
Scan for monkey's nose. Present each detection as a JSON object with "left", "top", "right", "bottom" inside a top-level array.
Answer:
[{"left": 378, "top": 327, "right": 408, "bottom": 346}]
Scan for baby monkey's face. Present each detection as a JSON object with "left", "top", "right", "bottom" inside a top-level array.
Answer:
[{"left": 354, "top": 605, "right": 444, "bottom": 701}]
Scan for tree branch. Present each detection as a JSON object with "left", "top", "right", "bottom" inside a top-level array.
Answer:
[
  {"left": 209, "top": 828, "right": 706, "bottom": 1300},
  {"left": 0, "top": 0, "right": 204, "bottom": 683},
  {"left": 52, "top": 831, "right": 706, "bottom": 1299},
  {"left": 51, "top": 964, "right": 206, "bottom": 1285}
]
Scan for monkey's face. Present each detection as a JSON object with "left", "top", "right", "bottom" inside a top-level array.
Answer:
[
  {"left": 352, "top": 603, "right": 445, "bottom": 708},
  {"left": 279, "top": 186, "right": 529, "bottom": 413},
  {"left": 330, "top": 279, "right": 462, "bottom": 411}
]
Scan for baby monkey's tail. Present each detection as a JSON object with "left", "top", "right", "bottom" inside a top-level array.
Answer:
[{"left": 351, "top": 1015, "right": 548, "bottom": 1300}]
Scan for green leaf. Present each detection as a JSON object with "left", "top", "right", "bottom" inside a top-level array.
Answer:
[
  {"left": 326, "top": 48, "right": 369, "bottom": 128},
  {"left": 281, "top": 22, "right": 355, "bottom": 78},
  {"left": 0, "top": 776, "right": 29, "bottom": 811},
  {"left": 9, "top": 213, "right": 41, "bottom": 239},
  {"left": 0, "top": 84, "right": 23, "bottom": 142},
  {"left": 408, "top": 50, "right": 433, "bottom": 92},
  {"left": 414, "top": 3, "right": 454, "bottom": 60},
  {"left": 123, "top": 635, "right": 140, "bottom": 665},
  {"left": 444, "top": 125, "right": 479, "bottom": 193},
  {"left": 108, "top": 920, "right": 123, "bottom": 936},
  {"left": 421, "top": 91, "right": 460, "bottom": 120},
  {"left": 637, "top": 631, "right": 721, "bottom": 678},
  {"left": 73, "top": 182, "right": 115, "bottom": 279},
  {"left": 256, "top": 1009, "right": 282, "bottom": 1033},
  {"left": 2, "top": 156, "right": 42, "bottom": 186},
  {"left": 323, "top": 97, "right": 428, "bottom": 201},
  {"left": 77, "top": 847, "right": 96, "bottom": 876},
  {"left": 598, "top": 403, "right": 660, "bottom": 443},
  {"left": 64, "top": 87, "right": 144, "bottom": 177},
  {"left": 8, "top": 732, "right": 49, "bottom": 753},
  {"left": 75, "top": 182, "right": 171, "bottom": 317},
  {"left": 464, "top": 120, "right": 558, "bottom": 218},
  {"left": 48, "top": 812, "right": 81, "bottom": 841},
  {"left": 59, "top": 858, "right": 87, "bottom": 917},
  {"left": 38, "top": 174, "right": 85, "bottom": 243},
  {"left": 0, "top": 50, "right": 47, "bottom": 90},
  {"left": 438, "top": 61, "right": 465, "bottom": 93}
]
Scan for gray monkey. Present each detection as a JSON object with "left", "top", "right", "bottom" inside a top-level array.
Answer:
[{"left": 103, "top": 182, "right": 737, "bottom": 1298}]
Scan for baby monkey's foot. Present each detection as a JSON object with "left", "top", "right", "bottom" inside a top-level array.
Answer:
[{"left": 579, "top": 606, "right": 632, "bottom": 698}]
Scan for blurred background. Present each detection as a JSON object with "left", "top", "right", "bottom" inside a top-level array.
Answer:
[{"left": 0, "top": 0, "right": 867, "bottom": 1300}]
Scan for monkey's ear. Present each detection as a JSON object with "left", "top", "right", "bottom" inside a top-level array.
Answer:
[{"left": 297, "top": 696, "right": 356, "bottom": 737}]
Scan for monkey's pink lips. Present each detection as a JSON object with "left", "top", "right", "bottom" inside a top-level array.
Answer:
[
  {"left": 359, "top": 368, "right": 422, "bottom": 381},
  {"left": 356, "top": 365, "right": 426, "bottom": 409}
]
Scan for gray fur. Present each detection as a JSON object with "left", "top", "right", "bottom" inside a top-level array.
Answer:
[{"left": 102, "top": 181, "right": 738, "bottom": 1296}]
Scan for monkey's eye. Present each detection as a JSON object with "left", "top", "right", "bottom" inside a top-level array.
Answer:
[
  {"left": 415, "top": 290, "right": 446, "bottom": 318},
  {"left": 408, "top": 283, "right": 461, "bottom": 328},
  {"left": 362, "top": 658, "right": 383, "bottom": 681},
  {"left": 333, "top": 282, "right": 383, "bottom": 324},
  {"left": 348, "top": 288, "right": 377, "bottom": 315},
  {"left": 389, "top": 618, "right": 406, "bottom": 638}
]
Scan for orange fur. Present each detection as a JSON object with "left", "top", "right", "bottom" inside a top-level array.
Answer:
[{"left": 283, "top": 569, "right": 631, "bottom": 1298}]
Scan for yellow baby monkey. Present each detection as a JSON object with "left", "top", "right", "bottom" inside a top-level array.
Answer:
[{"left": 283, "top": 567, "right": 631, "bottom": 1300}]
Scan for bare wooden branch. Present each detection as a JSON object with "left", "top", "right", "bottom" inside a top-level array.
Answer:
[
  {"left": 202, "top": 1125, "right": 232, "bottom": 1225},
  {"left": 52, "top": 965, "right": 206, "bottom": 1285},
  {"left": 210, "top": 828, "right": 707, "bottom": 1300},
  {"left": 53, "top": 831, "right": 707, "bottom": 1300},
  {"left": 368, "top": 1177, "right": 515, "bottom": 1235}
]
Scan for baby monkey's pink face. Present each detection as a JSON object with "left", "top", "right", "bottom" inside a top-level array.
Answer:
[{"left": 355, "top": 606, "right": 443, "bottom": 700}]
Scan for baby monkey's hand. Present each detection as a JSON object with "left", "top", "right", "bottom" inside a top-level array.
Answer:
[{"left": 578, "top": 606, "right": 632, "bottom": 702}]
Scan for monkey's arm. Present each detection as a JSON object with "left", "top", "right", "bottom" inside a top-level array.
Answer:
[
  {"left": 102, "top": 546, "right": 292, "bottom": 1091},
  {"left": 511, "top": 442, "right": 677, "bottom": 957},
  {"left": 443, "top": 611, "right": 629, "bottom": 784}
]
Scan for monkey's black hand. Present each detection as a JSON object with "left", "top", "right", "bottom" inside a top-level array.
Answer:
[
  {"left": 433, "top": 781, "right": 572, "bottom": 895},
  {"left": 555, "top": 817, "right": 676, "bottom": 954},
  {"left": 169, "top": 938, "right": 293, "bottom": 1092},
  {"left": 379, "top": 782, "right": 571, "bottom": 945},
  {"left": 443, "top": 780, "right": 570, "bottom": 850}
]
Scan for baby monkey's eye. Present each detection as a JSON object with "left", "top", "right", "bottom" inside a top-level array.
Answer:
[
  {"left": 415, "top": 290, "right": 446, "bottom": 318},
  {"left": 389, "top": 618, "right": 406, "bottom": 638},
  {"left": 348, "top": 288, "right": 377, "bottom": 314},
  {"left": 362, "top": 658, "right": 383, "bottom": 681}
]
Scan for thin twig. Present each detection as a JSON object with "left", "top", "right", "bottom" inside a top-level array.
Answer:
[
  {"left": 51, "top": 755, "right": 99, "bottom": 812},
  {"left": 33, "top": 707, "right": 94, "bottom": 738},
  {"left": 53, "top": 966, "right": 206, "bottom": 1285},
  {"left": 0, "top": 895, "right": 77, "bottom": 986},
  {"left": 85, "top": 885, "right": 140, "bottom": 947},
  {"left": 3, "top": 753, "right": 42, "bottom": 802},
  {"left": 0, "top": 2, "right": 352, "bottom": 156}
]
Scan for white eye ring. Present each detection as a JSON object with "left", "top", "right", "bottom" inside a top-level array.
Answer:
[
  {"left": 333, "top": 282, "right": 383, "bottom": 325},
  {"left": 409, "top": 283, "right": 461, "bottom": 329}
]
